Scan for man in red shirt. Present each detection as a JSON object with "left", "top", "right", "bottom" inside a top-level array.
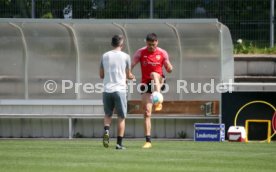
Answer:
[{"left": 131, "top": 33, "right": 173, "bottom": 148}]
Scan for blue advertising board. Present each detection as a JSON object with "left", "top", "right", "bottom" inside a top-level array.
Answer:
[{"left": 194, "top": 123, "right": 225, "bottom": 142}]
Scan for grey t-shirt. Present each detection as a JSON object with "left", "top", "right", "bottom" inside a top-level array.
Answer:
[{"left": 100, "top": 50, "right": 131, "bottom": 93}]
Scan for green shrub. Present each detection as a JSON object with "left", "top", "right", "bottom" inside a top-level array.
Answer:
[
  {"left": 41, "top": 12, "right": 53, "bottom": 19},
  {"left": 234, "top": 39, "right": 276, "bottom": 54}
]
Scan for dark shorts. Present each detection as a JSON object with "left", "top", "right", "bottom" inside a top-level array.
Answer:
[
  {"left": 103, "top": 92, "right": 127, "bottom": 118},
  {"left": 139, "top": 80, "right": 166, "bottom": 94}
]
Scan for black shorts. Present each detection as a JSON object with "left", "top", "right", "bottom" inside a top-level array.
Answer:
[{"left": 139, "top": 80, "right": 166, "bottom": 94}]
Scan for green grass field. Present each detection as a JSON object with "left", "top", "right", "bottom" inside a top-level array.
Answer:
[{"left": 0, "top": 139, "right": 275, "bottom": 172}]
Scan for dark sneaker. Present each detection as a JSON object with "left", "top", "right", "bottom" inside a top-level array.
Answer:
[
  {"left": 103, "top": 130, "right": 109, "bottom": 148},
  {"left": 115, "top": 144, "right": 126, "bottom": 150}
]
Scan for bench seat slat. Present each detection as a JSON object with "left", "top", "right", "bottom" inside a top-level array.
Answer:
[{"left": 128, "top": 100, "right": 219, "bottom": 115}]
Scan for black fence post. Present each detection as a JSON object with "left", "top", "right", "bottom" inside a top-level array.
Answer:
[{"left": 32, "top": 0, "right": 35, "bottom": 18}]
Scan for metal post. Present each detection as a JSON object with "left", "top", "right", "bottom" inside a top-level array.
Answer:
[
  {"left": 61, "top": 23, "right": 81, "bottom": 99},
  {"left": 150, "top": 0, "right": 153, "bottom": 19},
  {"left": 270, "top": 0, "right": 274, "bottom": 48},
  {"left": 219, "top": 25, "right": 223, "bottom": 124},
  {"left": 32, "top": 0, "right": 35, "bottom": 18},
  {"left": 9, "top": 23, "right": 29, "bottom": 99}
]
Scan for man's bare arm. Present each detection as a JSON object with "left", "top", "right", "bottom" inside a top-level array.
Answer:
[
  {"left": 164, "top": 60, "right": 173, "bottom": 73},
  {"left": 131, "top": 61, "right": 139, "bottom": 71},
  {"left": 99, "top": 67, "right": 104, "bottom": 79},
  {"left": 131, "top": 49, "right": 141, "bottom": 71},
  {"left": 126, "top": 68, "right": 135, "bottom": 80}
]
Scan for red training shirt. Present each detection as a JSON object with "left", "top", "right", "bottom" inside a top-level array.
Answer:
[{"left": 133, "top": 46, "right": 169, "bottom": 84}]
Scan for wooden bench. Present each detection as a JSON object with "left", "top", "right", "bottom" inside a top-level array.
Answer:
[
  {"left": 0, "top": 99, "right": 220, "bottom": 139},
  {"left": 128, "top": 100, "right": 220, "bottom": 119}
]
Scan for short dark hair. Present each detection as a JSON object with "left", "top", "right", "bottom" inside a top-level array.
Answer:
[
  {"left": 146, "top": 33, "right": 158, "bottom": 42},
  {"left": 111, "top": 35, "right": 124, "bottom": 47}
]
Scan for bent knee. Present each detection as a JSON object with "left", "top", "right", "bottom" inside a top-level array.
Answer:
[{"left": 144, "top": 109, "right": 151, "bottom": 118}]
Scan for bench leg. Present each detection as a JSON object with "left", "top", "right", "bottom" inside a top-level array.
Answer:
[{"left": 69, "top": 117, "right": 72, "bottom": 139}]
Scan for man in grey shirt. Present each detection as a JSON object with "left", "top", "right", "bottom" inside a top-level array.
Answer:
[{"left": 100, "top": 35, "right": 134, "bottom": 150}]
